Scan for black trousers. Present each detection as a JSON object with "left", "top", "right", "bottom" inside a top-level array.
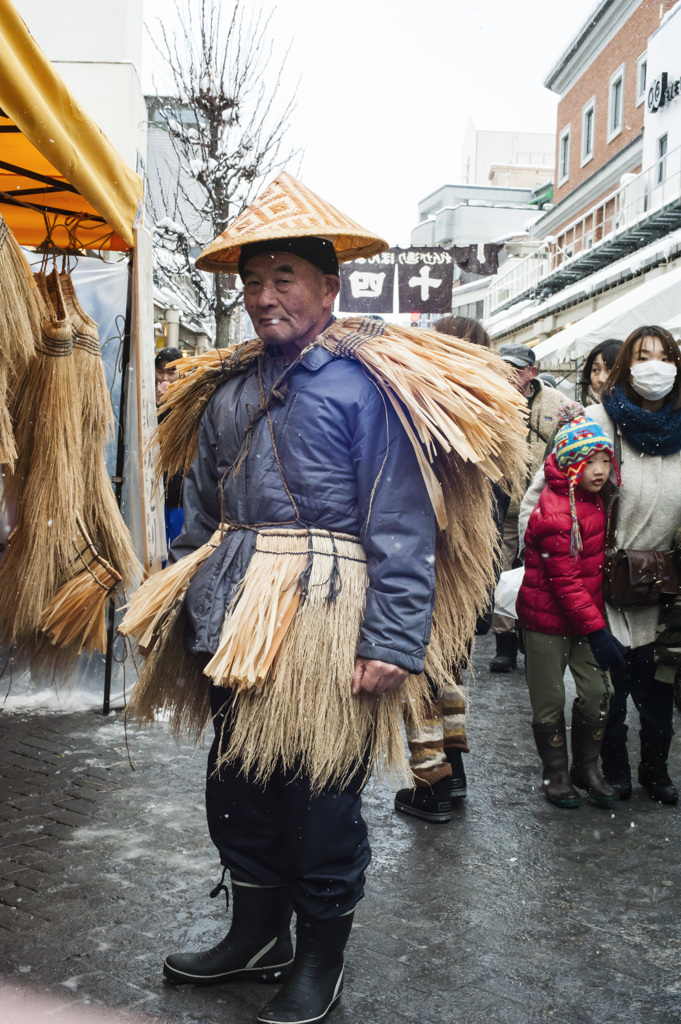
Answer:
[
  {"left": 205, "top": 685, "right": 371, "bottom": 921},
  {"left": 602, "top": 643, "right": 675, "bottom": 760}
]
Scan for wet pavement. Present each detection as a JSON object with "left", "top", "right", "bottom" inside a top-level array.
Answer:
[{"left": 1, "top": 633, "right": 680, "bottom": 1024}]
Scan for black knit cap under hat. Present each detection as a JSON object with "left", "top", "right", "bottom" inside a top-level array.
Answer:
[{"left": 238, "top": 236, "right": 340, "bottom": 280}]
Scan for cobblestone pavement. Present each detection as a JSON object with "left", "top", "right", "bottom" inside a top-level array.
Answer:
[{"left": 1, "top": 635, "right": 681, "bottom": 1024}]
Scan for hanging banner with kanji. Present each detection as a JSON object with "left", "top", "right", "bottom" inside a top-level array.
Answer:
[
  {"left": 339, "top": 247, "right": 456, "bottom": 314},
  {"left": 338, "top": 250, "right": 395, "bottom": 313},
  {"left": 396, "top": 248, "right": 454, "bottom": 314}
]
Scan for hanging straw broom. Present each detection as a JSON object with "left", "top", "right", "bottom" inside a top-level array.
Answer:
[
  {"left": 39, "top": 516, "right": 121, "bottom": 656},
  {"left": 58, "top": 270, "right": 141, "bottom": 585},
  {"left": 0, "top": 270, "right": 83, "bottom": 645},
  {"left": 0, "top": 214, "right": 44, "bottom": 469},
  {"left": 0, "top": 213, "right": 43, "bottom": 367}
]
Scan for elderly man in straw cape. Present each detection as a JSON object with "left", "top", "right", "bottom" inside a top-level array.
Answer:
[{"left": 120, "top": 172, "right": 526, "bottom": 1024}]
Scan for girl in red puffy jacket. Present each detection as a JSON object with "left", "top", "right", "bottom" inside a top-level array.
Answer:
[{"left": 517, "top": 406, "right": 626, "bottom": 809}]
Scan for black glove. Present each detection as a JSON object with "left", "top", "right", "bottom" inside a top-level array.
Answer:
[{"left": 587, "top": 629, "right": 628, "bottom": 672}]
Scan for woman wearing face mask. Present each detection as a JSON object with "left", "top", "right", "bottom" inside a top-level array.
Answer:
[
  {"left": 589, "top": 326, "right": 681, "bottom": 803},
  {"left": 519, "top": 326, "right": 681, "bottom": 804},
  {"left": 579, "top": 339, "right": 623, "bottom": 405}
]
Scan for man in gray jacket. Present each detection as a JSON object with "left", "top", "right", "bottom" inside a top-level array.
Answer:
[
  {"left": 489, "top": 343, "right": 564, "bottom": 673},
  {"left": 162, "top": 184, "right": 436, "bottom": 1024}
]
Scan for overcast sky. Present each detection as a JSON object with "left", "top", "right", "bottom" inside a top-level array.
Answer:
[{"left": 143, "top": 0, "right": 599, "bottom": 245}]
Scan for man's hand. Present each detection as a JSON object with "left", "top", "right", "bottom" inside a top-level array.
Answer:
[{"left": 351, "top": 657, "right": 408, "bottom": 696}]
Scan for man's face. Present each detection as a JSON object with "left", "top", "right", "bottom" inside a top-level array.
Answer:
[
  {"left": 155, "top": 364, "right": 179, "bottom": 405},
  {"left": 513, "top": 364, "right": 538, "bottom": 396},
  {"left": 241, "top": 251, "right": 340, "bottom": 351}
]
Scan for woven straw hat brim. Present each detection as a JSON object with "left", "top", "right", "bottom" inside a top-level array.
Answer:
[{"left": 195, "top": 171, "right": 388, "bottom": 274}]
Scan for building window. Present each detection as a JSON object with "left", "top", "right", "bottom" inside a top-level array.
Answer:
[
  {"left": 581, "top": 98, "right": 595, "bottom": 165},
  {"left": 657, "top": 134, "right": 668, "bottom": 185},
  {"left": 558, "top": 125, "right": 571, "bottom": 185},
  {"left": 608, "top": 64, "right": 625, "bottom": 142},
  {"left": 636, "top": 53, "right": 647, "bottom": 106}
]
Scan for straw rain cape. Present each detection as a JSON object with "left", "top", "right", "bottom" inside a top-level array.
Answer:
[{"left": 123, "top": 317, "right": 527, "bottom": 790}]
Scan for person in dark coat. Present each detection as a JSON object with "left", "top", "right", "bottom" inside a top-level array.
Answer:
[
  {"left": 162, "top": 181, "right": 437, "bottom": 1024},
  {"left": 517, "top": 405, "right": 626, "bottom": 809}
]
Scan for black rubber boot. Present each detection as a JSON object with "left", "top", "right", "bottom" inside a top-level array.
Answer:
[
  {"left": 445, "top": 748, "right": 467, "bottom": 800},
  {"left": 163, "top": 879, "right": 293, "bottom": 985},
  {"left": 531, "top": 719, "right": 581, "bottom": 808},
  {"left": 601, "top": 749, "right": 632, "bottom": 800},
  {"left": 569, "top": 705, "right": 619, "bottom": 807},
  {"left": 489, "top": 632, "right": 517, "bottom": 673},
  {"left": 638, "top": 736, "right": 679, "bottom": 804},
  {"left": 257, "top": 912, "right": 353, "bottom": 1024},
  {"left": 394, "top": 777, "right": 452, "bottom": 822}
]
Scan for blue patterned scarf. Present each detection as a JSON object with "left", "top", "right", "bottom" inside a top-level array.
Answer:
[{"left": 602, "top": 385, "right": 681, "bottom": 456}]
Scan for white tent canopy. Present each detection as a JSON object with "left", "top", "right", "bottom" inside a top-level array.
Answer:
[{"left": 534, "top": 263, "right": 681, "bottom": 364}]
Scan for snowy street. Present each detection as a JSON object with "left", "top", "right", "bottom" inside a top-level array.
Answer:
[{"left": 1, "top": 633, "right": 680, "bottom": 1024}]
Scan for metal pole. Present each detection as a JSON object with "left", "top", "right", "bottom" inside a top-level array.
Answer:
[{"left": 102, "top": 253, "right": 135, "bottom": 715}]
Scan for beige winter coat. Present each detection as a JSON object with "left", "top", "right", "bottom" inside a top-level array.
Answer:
[
  {"left": 519, "top": 403, "right": 681, "bottom": 649},
  {"left": 508, "top": 380, "right": 565, "bottom": 516}
]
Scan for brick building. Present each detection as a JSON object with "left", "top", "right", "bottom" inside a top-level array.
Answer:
[
  {"left": 545, "top": 0, "right": 676, "bottom": 257},
  {"left": 484, "top": 0, "right": 681, "bottom": 363}
]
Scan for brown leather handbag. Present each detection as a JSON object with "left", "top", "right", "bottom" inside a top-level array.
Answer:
[{"left": 603, "top": 432, "right": 681, "bottom": 608}]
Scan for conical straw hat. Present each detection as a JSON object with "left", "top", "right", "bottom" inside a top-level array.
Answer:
[{"left": 195, "top": 171, "right": 388, "bottom": 273}]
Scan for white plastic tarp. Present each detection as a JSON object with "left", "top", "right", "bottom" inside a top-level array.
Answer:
[{"left": 534, "top": 263, "right": 681, "bottom": 364}]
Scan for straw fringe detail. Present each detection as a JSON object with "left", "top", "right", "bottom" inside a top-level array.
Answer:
[
  {"left": 118, "top": 529, "right": 225, "bottom": 650},
  {"left": 126, "top": 603, "right": 211, "bottom": 745}
]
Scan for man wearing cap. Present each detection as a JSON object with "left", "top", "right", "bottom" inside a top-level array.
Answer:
[
  {"left": 160, "top": 175, "right": 438, "bottom": 1024},
  {"left": 489, "top": 343, "right": 564, "bottom": 673}
]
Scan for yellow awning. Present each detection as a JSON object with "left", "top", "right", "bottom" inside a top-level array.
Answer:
[{"left": 0, "top": 0, "right": 143, "bottom": 250}]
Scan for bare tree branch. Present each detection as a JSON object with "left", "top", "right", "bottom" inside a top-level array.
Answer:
[{"left": 146, "top": 0, "right": 299, "bottom": 345}]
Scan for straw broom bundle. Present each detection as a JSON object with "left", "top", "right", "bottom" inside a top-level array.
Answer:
[
  {"left": 0, "top": 215, "right": 44, "bottom": 469},
  {"left": 0, "top": 364, "right": 16, "bottom": 467},
  {"left": 0, "top": 213, "right": 42, "bottom": 367},
  {"left": 0, "top": 271, "right": 83, "bottom": 645},
  {"left": 39, "top": 517, "right": 121, "bottom": 655},
  {"left": 58, "top": 271, "right": 141, "bottom": 585}
]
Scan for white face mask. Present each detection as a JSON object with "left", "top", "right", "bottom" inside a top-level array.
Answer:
[{"left": 629, "top": 360, "right": 677, "bottom": 401}]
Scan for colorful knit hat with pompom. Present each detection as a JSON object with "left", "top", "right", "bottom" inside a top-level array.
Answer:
[{"left": 553, "top": 400, "right": 620, "bottom": 554}]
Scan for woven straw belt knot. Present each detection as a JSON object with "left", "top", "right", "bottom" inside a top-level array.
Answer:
[
  {"left": 251, "top": 526, "right": 367, "bottom": 564},
  {"left": 324, "top": 317, "right": 387, "bottom": 358},
  {"left": 0, "top": 215, "right": 8, "bottom": 253}
]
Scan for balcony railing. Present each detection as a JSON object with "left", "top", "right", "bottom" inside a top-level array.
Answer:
[{"left": 485, "top": 142, "right": 681, "bottom": 318}]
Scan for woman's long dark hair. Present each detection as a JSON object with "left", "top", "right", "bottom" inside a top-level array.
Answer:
[
  {"left": 579, "top": 338, "right": 623, "bottom": 387},
  {"left": 603, "top": 325, "right": 681, "bottom": 409}
]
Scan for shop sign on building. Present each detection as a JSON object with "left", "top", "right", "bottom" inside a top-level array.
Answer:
[{"left": 648, "top": 71, "right": 681, "bottom": 112}]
